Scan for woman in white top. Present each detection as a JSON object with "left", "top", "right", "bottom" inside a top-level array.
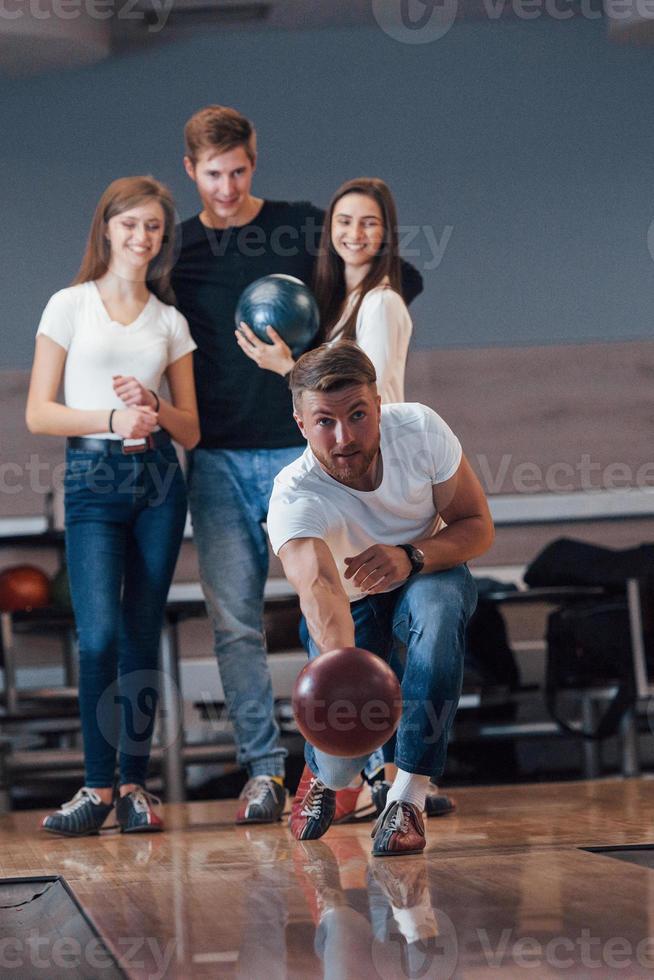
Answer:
[
  {"left": 235, "top": 177, "right": 413, "bottom": 405},
  {"left": 26, "top": 176, "right": 199, "bottom": 836}
]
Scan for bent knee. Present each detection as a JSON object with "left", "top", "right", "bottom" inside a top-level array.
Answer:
[{"left": 313, "top": 753, "right": 364, "bottom": 791}]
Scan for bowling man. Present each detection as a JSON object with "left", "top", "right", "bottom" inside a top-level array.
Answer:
[
  {"left": 267, "top": 342, "right": 494, "bottom": 856},
  {"left": 173, "top": 105, "right": 423, "bottom": 823}
]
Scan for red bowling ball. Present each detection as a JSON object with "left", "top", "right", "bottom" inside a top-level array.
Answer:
[
  {"left": 292, "top": 646, "right": 402, "bottom": 757},
  {"left": 0, "top": 564, "right": 51, "bottom": 612}
]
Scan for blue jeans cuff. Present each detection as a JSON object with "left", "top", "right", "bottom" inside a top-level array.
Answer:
[{"left": 248, "top": 753, "right": 287, "bottom": 778}]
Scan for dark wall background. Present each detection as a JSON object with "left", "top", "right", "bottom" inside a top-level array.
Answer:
[{"left": 2, "top": 18, "right": 654, "bottom": 369}]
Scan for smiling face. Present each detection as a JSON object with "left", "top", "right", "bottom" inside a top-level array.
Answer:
[
  {"left": 331, "top": 192, "right": 386, "bottom": 273},
  {"left": 294, "top": 383, "right": 382, "bottom": 490},
  {"left": 105, "top": 199, "right": 165, "bottom": 278},
  {"left": 184, "top": 145, "right": 256, "bottom": 228}
]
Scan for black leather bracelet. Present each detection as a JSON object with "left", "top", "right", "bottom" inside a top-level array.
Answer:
[
  {"left": 108, "top": 409, "right": 116, "bottom": 433},
  {"left": 149, "top": 390, "right": 160, "bottom": 412}
]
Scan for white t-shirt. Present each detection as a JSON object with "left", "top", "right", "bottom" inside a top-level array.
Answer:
[
  {"left": 36, "top": 281, "right": 197, "bottom": 438},
  {"left": 331, "top": 282, "right": 413, "bottom": 405},
  {"left": 267, "top": 403, "right": 462, "bottom": 601}
]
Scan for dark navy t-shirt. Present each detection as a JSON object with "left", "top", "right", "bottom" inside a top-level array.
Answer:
[{"left": 172, "top": 200, "right": 322, "bottom": 450}]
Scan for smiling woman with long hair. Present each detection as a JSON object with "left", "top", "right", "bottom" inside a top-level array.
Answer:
[
  {"left": 26, "top": 176, "right": 199, "bottom": 836},
  {"left": 235, "top": 176, "right": 413, "bottom": 405}
]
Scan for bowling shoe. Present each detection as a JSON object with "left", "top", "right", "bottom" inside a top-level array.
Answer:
[
  {"left": 41, "top": 787, "right": 114, "bottom": 837},
  {"left": 289, "top": 765, "right": 336, "bottom": 840},
  {"left": 371, "top": 801, "right": 426, "bottom": 857},
  {"left": 372, "top": 780, "right": 456, "bottom": 819},
  {"left": 236, "top": 775, "right": 286, "bottom": 823},
  {"left": 424, "top": 790, "right": 456, "bottom": 818},
  {"left": 116, "top": 787, "right": 164, "bottom": 833}
]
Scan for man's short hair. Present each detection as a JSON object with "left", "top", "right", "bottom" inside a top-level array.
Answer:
[
  {"left": 290, "top": 341, "right": 377, "bottom": 412},
  {"left": 184, "top": 105, "right": 257, "bottom": 164}
]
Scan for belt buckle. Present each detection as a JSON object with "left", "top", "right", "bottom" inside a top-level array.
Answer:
[{"left": 122, "top": 437, "right": 151, "bottom": 455}]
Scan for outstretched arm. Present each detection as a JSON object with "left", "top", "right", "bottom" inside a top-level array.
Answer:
[{"left": 279, "top": 537, "right": 354, "bottom": 655}]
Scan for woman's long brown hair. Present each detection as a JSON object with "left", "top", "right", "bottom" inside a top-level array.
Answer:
[
  {"left": 73, "top": 176, "right": 177, "bottom": 305},
  {"left": 313, "top": 177, "right": 401, "bottom": 343}
]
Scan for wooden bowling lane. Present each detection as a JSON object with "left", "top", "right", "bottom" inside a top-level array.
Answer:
[{"left": 1, "top": 779, "right": 654, "bottom": 978}]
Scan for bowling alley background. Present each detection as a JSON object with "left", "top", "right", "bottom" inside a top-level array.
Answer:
[{"left": 1, "top": 17, "right": 652, "bottom": 769}]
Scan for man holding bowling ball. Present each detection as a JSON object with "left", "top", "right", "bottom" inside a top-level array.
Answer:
[
  {"left": 172, "top": 105, "right": 423, "bottom": 823},
  {"left": 267, "top": 342, "right": 494, "bottom": 855}
]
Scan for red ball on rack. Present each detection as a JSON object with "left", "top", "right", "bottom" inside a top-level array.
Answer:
[{"left": 0, "top": 564, "right": 51, "bottom": 612}]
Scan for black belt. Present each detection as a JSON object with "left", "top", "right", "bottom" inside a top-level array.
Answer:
[{"left": 67, "top": 430, "right": 171, "bottom": 455}]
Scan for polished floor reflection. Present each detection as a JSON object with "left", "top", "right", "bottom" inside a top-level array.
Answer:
[{"left": 2, "top": 778, "right": 654, "bottom": 978}]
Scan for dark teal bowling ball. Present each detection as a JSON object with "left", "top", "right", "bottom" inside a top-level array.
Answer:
[{"left": 235, "top": 274, "right": 320, "bottom": 358}]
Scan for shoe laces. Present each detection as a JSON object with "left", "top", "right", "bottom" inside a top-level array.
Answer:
[
  {"left": 372, "top": 800, "right": 410, "bottom": 837},
  {"left": 240, "top": 776, "right": 274, "bottom": 807},
  {"left": 126, "top": 788, "right": 161, "bottom": 814},
  {"left": 300, "top": 778, "right": 328, "bottom": 820},
  {"left": 57, "top": 787, "right": 103, "bottom": 813},
  {"left": 389, "top": 802, "right": 411, "bottom": 834}
]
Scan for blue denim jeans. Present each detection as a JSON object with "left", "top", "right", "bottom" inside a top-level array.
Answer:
[
  {"left": 64, "top": 442, "right": 187, "bottom": 788},
  {"left": 301, "top": 565, "right": 478, "bottom": 789},
  {"left": 187, "top": 446, "right": 302, "bottom": 778}
]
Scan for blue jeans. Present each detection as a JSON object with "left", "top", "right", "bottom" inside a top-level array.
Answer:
[
  {"left": 301, "top": 565, "right": 478, "bottom": 789},
  {"left": 64, "top": 442, "right": 187, "bottom": 788},
  {"left": 187, "top": 446, "right": 302, "bottom": 778}
]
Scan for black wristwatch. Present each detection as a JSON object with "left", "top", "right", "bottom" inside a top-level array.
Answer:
[{"left": 397, "top": 543, "right": 425, "bottom": 578}]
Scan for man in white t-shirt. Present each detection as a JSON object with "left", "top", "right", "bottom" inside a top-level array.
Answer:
[{"left": 267, "top": 341, "right": 494, "bottom": 857}]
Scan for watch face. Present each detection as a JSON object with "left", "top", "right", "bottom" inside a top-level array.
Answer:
[{"left": 414, "top": 547, "right": 425, "bottom": 563}]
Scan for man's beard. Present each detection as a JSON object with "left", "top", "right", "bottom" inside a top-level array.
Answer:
[{"left": 312, "top": 437, "right": 380, "bottom": 487}]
